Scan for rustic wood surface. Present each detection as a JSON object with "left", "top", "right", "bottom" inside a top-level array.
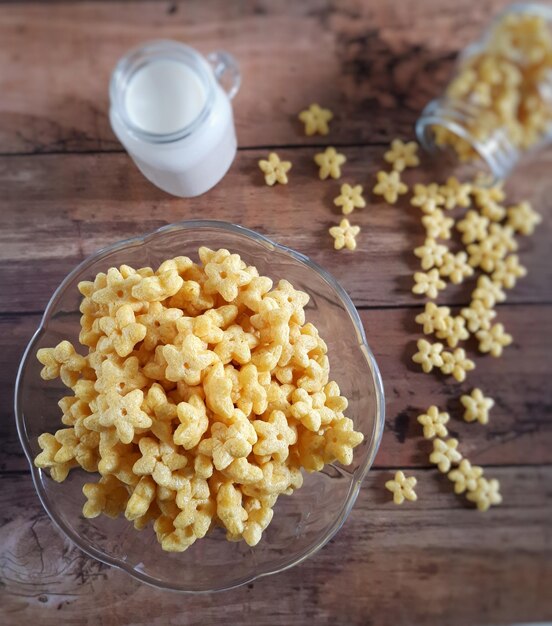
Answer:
[{"left": 1, "top": 1, "right": 551, "bottom": 625}]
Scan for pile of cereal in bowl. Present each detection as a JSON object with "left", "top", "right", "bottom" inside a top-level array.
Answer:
[{"left": 33, "top": 247, "right": 364, "bottom": 552}]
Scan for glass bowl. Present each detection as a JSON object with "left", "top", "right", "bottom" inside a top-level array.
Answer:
[{"left": 15, "top": 220, "right": 385, "bottom": 593}]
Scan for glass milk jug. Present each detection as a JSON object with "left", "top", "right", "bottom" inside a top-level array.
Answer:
[{"left": 109, "top": 40, "right": 241, "bottom": 197}]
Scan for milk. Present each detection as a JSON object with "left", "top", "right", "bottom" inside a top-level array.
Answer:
[
  {"left": 124, "top": 60, "right": 207, "bottom": 135},
  {"left": 109, "top": 41, "right": 240, "bottom": 197}
]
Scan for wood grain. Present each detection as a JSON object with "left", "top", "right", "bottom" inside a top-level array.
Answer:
[
  {"left": 3, "top": 304, "right": 551, "bottom": 472},
  {"left": 0, "top": 0, "right": 513, "bottom": 155},
  {"left": 1, "top": 148, "right": 551, "bottom": 314},
  {"left": 1, "top": 467, "right": 550, "bottom": 626}
]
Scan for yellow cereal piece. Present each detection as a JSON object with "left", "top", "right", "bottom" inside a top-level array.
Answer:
[
  {"left": 415, "top": 302, "right": 451, "bottom": 335},
  {"left": 329, "top": 218, "right": 360, "bottom": 251},
  {"left": 323, "top": 417, "right": 364, "bottom": 466},
  {"left": 383, "top": 139, "right": 420, "bottom": 172},
  {"left": 456, "top": 210, "right": 490, "bottom": 245},
  {"left": 412, "top": 338, "right": 444, "bottom": 373},
  {"left": 137, "top": 303, "right": 183, "bottom": 351},
  {"left": 91, "top": 266, "right": 143, "bottom": 314},
  {"left": 448, "top": 459, "right": 483, "bottom": 494},
  {"left": 37, "top": 340, "right": 88, "bottom": 388},
  {"left": 333, "top": 183, "right": 366, "bottom": 215},
  {"left": 460, "top": 299, "right": 497, "bottom": 333},
  {"left": 412, "top": 269, "right": 447, "bottom": 299},
  {"left": 97, "top": 304, "right": 147, "bottom": 358},
  {"left": 217, "top": 482, "right": 247, "bottom": 535},
  {"left": 252, "top": 410, "right": 297, "bottom": 463},
  {"left": 314, "top": 147, "right": 346, "bottom": 180},
  {"left": 385, "top": 470, "right": 417, "bottom": 505},
  {"left": 82, "top": 475, "right": 129, "bottom": 519},
  {"left": 133, "top": 437, "right": 188, "bottom": 490},
  {"left": 162, "top": 337, "right": 217, "bottom": 385},
  {"left": 439, "top": 177, "right": 472, "bottom": 209},
  {"left": 476, "top": 323, "right": 513, "bottom": 357},
  {"left": 435, "top": 315, "right": 469, "bottom": 348},
  {"left": 471, "top": 276, "right": 506, "bottom": 308},
  {"left": 414, "top": 238, "right": 449, "bottom": 271},
  {"left": 215, "top": 324, "right": 258, "bottom": 365},
  {"left": 417, "top": 405, "right": 449, "bottom": 439},
  {"left": 97, "top": 389, "right": 152, "bottom": 444},
  {"left": 200, "top": 247, "right": 254, "bottom": 302},
  {"left": 373, "top": 170, "right": 408, "bottom": 204},
  {"left": 174, "top": 394, "right": 209, "bottom": 449},
  {"left": 131, "top": 269, "right": 184, "bottom": 302},
  {"left": 491, "top": 255, "right": 527, "bottom": 289},
  {"left": 439, "top": 252, "right": 474, "bottom": 285},
  {"left": 410, "top": 183, "right": 444, "bottom": 214},
  {"left": 421, "top": 209, "right": 455, "bottom": 240},
  {"left": 298, "top": 103, "right": 333, "bottom": 136},
  {"left": 241, "top": 497, "right": 274, "bottom": 546},
  {"left": 467, "top": 238, "right": 507, "bottom": 273},
  {"left": 429, "top": 438, "right": 462, "bottom": 473},
  {"left": 125, "top": 475, "right": 157, "bottom": 521},
  {"left": 440, "top": 348, "right": 475, "bottom": 382},
  {"left": 466, "top": 477, "right": 502, "bottom": 512},
  {"left": 506, "top": 201, "right": 541, "bottom": 235},
  {"left": 460, "top": 388, "right": 495, "bottom": 424},
  {"left": 198, "top": 419, "right": 257, "bottom": 471},
  {"left": 258, "top": 152, "right": 292, "bottom": 186},
  {"left": 34, "top": 432, "right": 76, "bottom": 482}
]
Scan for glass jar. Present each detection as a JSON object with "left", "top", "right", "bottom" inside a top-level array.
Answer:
[
  {"left": 416, "top": 3, "right": 552, "bottom": 180},
  {"left": 109, "top": 41, "right": 241, "bottom": 197}
]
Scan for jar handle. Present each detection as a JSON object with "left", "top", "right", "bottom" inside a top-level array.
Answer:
[{"left": 207, "top": 50, "right": 241, "bottom": 100}]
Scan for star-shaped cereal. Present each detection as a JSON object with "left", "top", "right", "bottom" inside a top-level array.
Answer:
[
  {"left": 82, "top": 475, "right": 129, "bottom": 519},
  {"left": 133, "top": 437, "right": 188, "bottom": 490},
  {"left": 258, "top": 152, "right": 292, "bottom": 186},
  {"left": 440, "top": 348, "right": 475, "bottom": 382},
  {"left": 467, "top": 238, "right": 507, "bottom": 273},
  {"left": 415, "top": 302, "right": 451, "bottom": 334},
  {"left": 439, "top": 177, "right": 472, "bottom": 209},
  {"left": 314, "top": 147, "right": 347, "bottom": 180},
  {"left": 216, "top": 482, "right": 248, "bottom": 535},
  {"left": 198, "top": 420, "right": 257, "bottom": 471},
  {"left": 137, "top": 302, "right": 183, "bottom": 350},
  {"left": 448, "top": 459, "right": 483, "bottom": 494},
  {"left": 333, "top": 183, "right": 366, "bottom": 215},
  {"left": 34, "top": 432, "right": 77, "bottom": 482},
  {"left": 298, "top": 103, "right": 333, "bottom": 136},
  {"left": 466, "top": 477, "right": 502, "bottom": 511},
  {"left": 97, "top": 389, "right": 152, "bottom": 444},
  {"left": 456, "top": 210, "right": 490, "bottom": 244},
  {"left": 193, "top": 305, "right": 238, "bottom": 344},
  {"left": 91, "top": 266, "right": 142, "bottom": 313},
  {"left": 290, "top": 388, "right": 326, "bottom": 432},
  {"left": 200, "top": 247, "right": 254, "bottom": 302},
  {"left": 237, "top": 276, "right": 273, "bottom": 313},
  {"left": 476, "top": 323, "right": 513, "bottom": 357},
  {"left": 237, "top": 363, "right": 268, "bottom": 416},
  {"left": 412, "top": 269, "right": 446, "bottom": 299},
  {"left": 480, "top": 201, "right": 506, "bottom": 222},
  {"left": 383, "top": 139, "right": 420, "bottom": 172},
  {"left": 252, "top": 409, "right": 297, "bottom": 463},
  {"left": 429, "top": 438, "right": 462, "bottom": 473},
  {"left": 385, "top": 470, "right": 418, "bottom": 504},
  {"left": 323, "top": 417, "right": 364, "bottom": 466},
  {"left": 422, "top": 209, "right": 454, "bottom": 240},
  {"left": 435, "top": 315, "right": 469, "bottom": 348},
  {"left": 414, "top": 238, "right": 448, "bottom": 270},
  {"left": 215, "top": 324, "right": 258, "bottom": 365},
  {"left": 460, "top": 299, "right": 497, "bottom": 333},
  {"left": 174, "top": 394, "right": 209, "bottom": 449},
  {"left": 410, "top": 183, "right": 444, "bottom": 214},
  {"left": 97, "top": 304, "right": 147, "bottom": 358},
  {"left": 489, "top": 223, "right": 518, "bottom": 254},
  {"left": 125, "top": 475, "right": 157, "bottom": 521},
  {"left": 417, "top": 405, "right": 449, "bottom": 439},
  {"left": 241, "top": 497, "right": 274, "bottom": 546},
  {"left": 162, "top": 336, "right": 217, "bottom": 385},
  {"left": 329, "top": 218, "right": 360, "bottom": 251},
  {"left": 472, "top": 182, "right": 505, "bottom": 207},
  {"left": 203, "top": 361, "right": 235, "bottom": 421},
  {"left": 131, "top": 269, "right": 184, "bottom": 302},
  {"left": 439, "top": 252, "right": 474, "bottom": 284},
  {"left": 269, "top": 279, "right": 310, "bottom": 325},
  {"left": 36, "top": 340, "right": 88, "bottom": 388},
  {"left": 460, "top": 388, "right": 495, "bottom": 424},
  {"left": 471, "top": 276, "right": 506, "bottom": 308},
  {"left": 373, "top": 170, "right": 408, "bottom": 204},
  {"left": 412, "top": 339, "right": 444, "bottom": 373},
  {"left": 506, "top": 201, "right": 541, "bottom": 235},
  {"left": 491, "top": 254, "right": 527, "bottom": 289}
]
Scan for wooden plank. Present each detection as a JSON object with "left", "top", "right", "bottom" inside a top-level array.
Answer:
[
  {"left": 1, "top": 148, "right": 551, "bottom": 314},
  {"left": 3, "top": 304, "right": 551, "bottom": 472},
  {"left": 1, "top": 467, "right": 550, "bottom": 626},
  {"left": 0, "top": 0, "right": 513, "bottom": 154}
]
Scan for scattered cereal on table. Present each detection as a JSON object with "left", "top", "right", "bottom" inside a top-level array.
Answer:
[
  {"left": 298, "top": 103, "right": 333, "bottom": 136},
  {"left": 410, "top": 183, "right": 445, "bottom": 214},
  {"left": 417, "top": 405, "right": 449, "bottom": 439},
  {"left": 412, "top": 269, "right": 447, "bottom": 299},
  {"left": 440, "top": 347, "right": 475, "bottom": 382},
  {"left": 435, "top": 315, "right": 469, "bottom": 348},
  {"left": 258, "top": 152, "right": 292, "bottom": 186},
  {"left": 383, "top": 139, "right": 420, "bottom": 172},
  {"left": 412, "top": 339, "right": 444, "bottom": 374},
  {"left": 422, "top": 210, "right": 455, "bottom": 240},
  {"left": 385, "top": 470, "right": 418, "bottom": 504},
  {"left": 314, "top": 147, "right": 346, "bottom": 180},
  {"left": 439, "top": 177, "right": 472, "bottom": 209},
  {"left": 415, "top": 302, "right": 451, "bottom": 335},
  {"left": 471, "top": 275, "right": 506, "bottom": 308},
  {"left": 506, "top": 201, "right": 542, "bottom": 236},
  {"left": 414, "top": 238, "right": 449, "bottom": 271},
  {"left": 476, "top": 323, "right": 513, "bottom": 357},
  {"left": 373, "top": 170, "right": 408, "bottom": 204},
  {"left": 329, "top": 219, "right": 360, "bottom": 251},
  {"left": 333, "top": 183, "right": 366, "bottom": 215},
  {"left": 448, "top": 459, "right": 483, "bottom": 494},
  {"left": 429, "top": 438, "right": 462, "bottom": 473},
  {"left": 491, "top": 254, "right": 527, "bottom": 290},
  {"left": 460, "top": 388, "right": 495, "bottom": 425},
  {"left": 460, "top": 299, "right": 497, "bottom": 333},
  {"left": 466, "top": 477, "right": 502, "bottom": 512},
  {"left": 456, "top": 210, "right": 490, "bottom": 245}
]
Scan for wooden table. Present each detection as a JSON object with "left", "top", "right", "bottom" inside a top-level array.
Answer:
[{"left": 1, "top": 1, "right": 551, "bottom": 624}]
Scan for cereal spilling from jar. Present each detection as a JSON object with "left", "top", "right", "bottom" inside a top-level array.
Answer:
[
  {"left": 33, "top": 248, "right": 363, "bottom": 552},
  {"left": 432, "top": 9, "right": 552, "bottom": 162}
]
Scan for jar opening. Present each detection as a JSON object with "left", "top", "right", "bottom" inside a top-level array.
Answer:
[{"left": 110, "top": 40, "right": 216, "bottom": 144}]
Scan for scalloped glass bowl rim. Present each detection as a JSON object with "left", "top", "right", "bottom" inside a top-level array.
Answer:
[{"left": 14, "top": 219, "right": 385, "bottom": 593}]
